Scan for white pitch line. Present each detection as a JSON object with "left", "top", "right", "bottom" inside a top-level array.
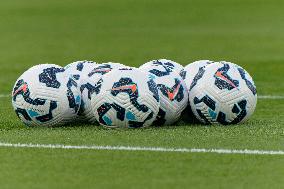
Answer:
[
  {"left": 258, "top": 95, "right": 284, "bottom": 99},
  {"left": 0, "top": 94, "right": 9, "bottom": 98},
  {"left": 0, "top": 142, "right": 284, "bottom": 155}
]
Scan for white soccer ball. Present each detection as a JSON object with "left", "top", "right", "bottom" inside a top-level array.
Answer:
[
  {"left": 180, "top": 60, "right": 215, "bottom": 123},
  {"left": 64, "top": 60, "right": 97, "bottom": 120},
  {"left": 140, "top": 59, "right": 184, "bottom": 75},
  {"left": 140, "top": 64, "right": 188, "bottom": 125},
  {"left": 64, "top": 60, "right": 97, "bottom": 83},
  {"left": 12, "top": 64, "right": 81, "bottom": 126},
  {"left": 91, "top": 67, "right": 160, "bottom": 128},
  {"left": 188, "top": 61, "right": 257, "bottom": 125},
  {"left": 180, "top": 60, "right": 214, "bottom": 84},
  {"left": 79, "top": 62, "right": 125, "bottom": 122},
  {"left": 64, "top": 61, "right": 98, "bottom": 91}
]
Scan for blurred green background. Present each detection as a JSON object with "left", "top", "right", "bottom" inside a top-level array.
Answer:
[{"left": 0, "top": 0, "right": 283, "bottom": 95}]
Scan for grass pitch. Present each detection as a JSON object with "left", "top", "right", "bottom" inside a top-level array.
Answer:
[{"left": 0, "top": 0, "right": 284, "bottom": 188}]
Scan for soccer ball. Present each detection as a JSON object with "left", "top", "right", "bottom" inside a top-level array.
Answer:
[
  {"left": 188, "top": 61, "right": 257, "bottom": 125},
  {"left": 180, "top": 60, "right": 214, "bottom": 124},
  {"left": 140, "top": 59, "right": 184, "bottom": 75},
  {"left": 140, "top": 64, "right": 188, "bottom": 125},
  {"left": 90, "top": 67, "right": 160, "bottom": 128},
  {"left": 79, "top": 62, "right": 125, "bottom": 122},
  {"left": 12, "top": 64, "right": 81, "bottom": 126},
  {"left": 64, "top": 60, "right": 97, "bottom": 83},
  {"left": 64, "top": 60, "right": 97, "bottom": 121},
  {"left": 180, "top": 60, "right": 214, "bottom": 83}
]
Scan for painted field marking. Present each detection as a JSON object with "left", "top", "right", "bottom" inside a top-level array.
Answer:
[
  {"left": 1, "top": 94, "right": 284, "bottom": 99},
  {"left": 258, "top": 95, "right": 284, "bottom": 99},
  {"left": 0, "top": 142, "right": 284, "bottom": 155},
  {"left": 0, "top": 94, "right": 9, "bottom": 98}
]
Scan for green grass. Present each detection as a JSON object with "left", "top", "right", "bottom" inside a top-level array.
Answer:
[
  {"left": 1, "top": 148, "right": 284, "bottom": 189},
  {"left": 0, "top": 0, "right": 284, "bottom": 188}
]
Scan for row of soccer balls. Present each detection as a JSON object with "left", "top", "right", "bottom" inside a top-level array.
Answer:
[{"left": 12, "top": 59, "right": 257, "bottom": 128}]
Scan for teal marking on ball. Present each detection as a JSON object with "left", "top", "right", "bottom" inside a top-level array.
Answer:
[
  {"left": 208, "top": 109, "right": 217, "bottom": 119},
  {"left": 148, "top": 74, "right": 156, "bottom": 80},
  {"left": 102, "top": 116, "right": 112, "bottom": 125},
  {"left": 28, "top": 110, "right": 39, "bottom": 117},
  {"left": 76, "top": 95, "right": 81, "bottom": 104},
  {"left": 126, "top": 111, "right": 136, "bottom": 120}
]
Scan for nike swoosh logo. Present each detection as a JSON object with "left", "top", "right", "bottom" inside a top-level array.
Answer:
[
  {"left": 13, "top": 83, "right": 28, "bottom": 96},
  {"left": 215, "top": 71, "right": 237, "bottom": 88},
  {"left": 167, "top": 83, "right": 181, "bottom": 100},
  {"left": 112, "top": 84, "right": 137, "bottom": 93}
]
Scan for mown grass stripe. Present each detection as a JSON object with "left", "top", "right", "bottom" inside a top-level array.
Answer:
[{"left": 0, "top": 142, "right": 284, "bottom": 155}]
